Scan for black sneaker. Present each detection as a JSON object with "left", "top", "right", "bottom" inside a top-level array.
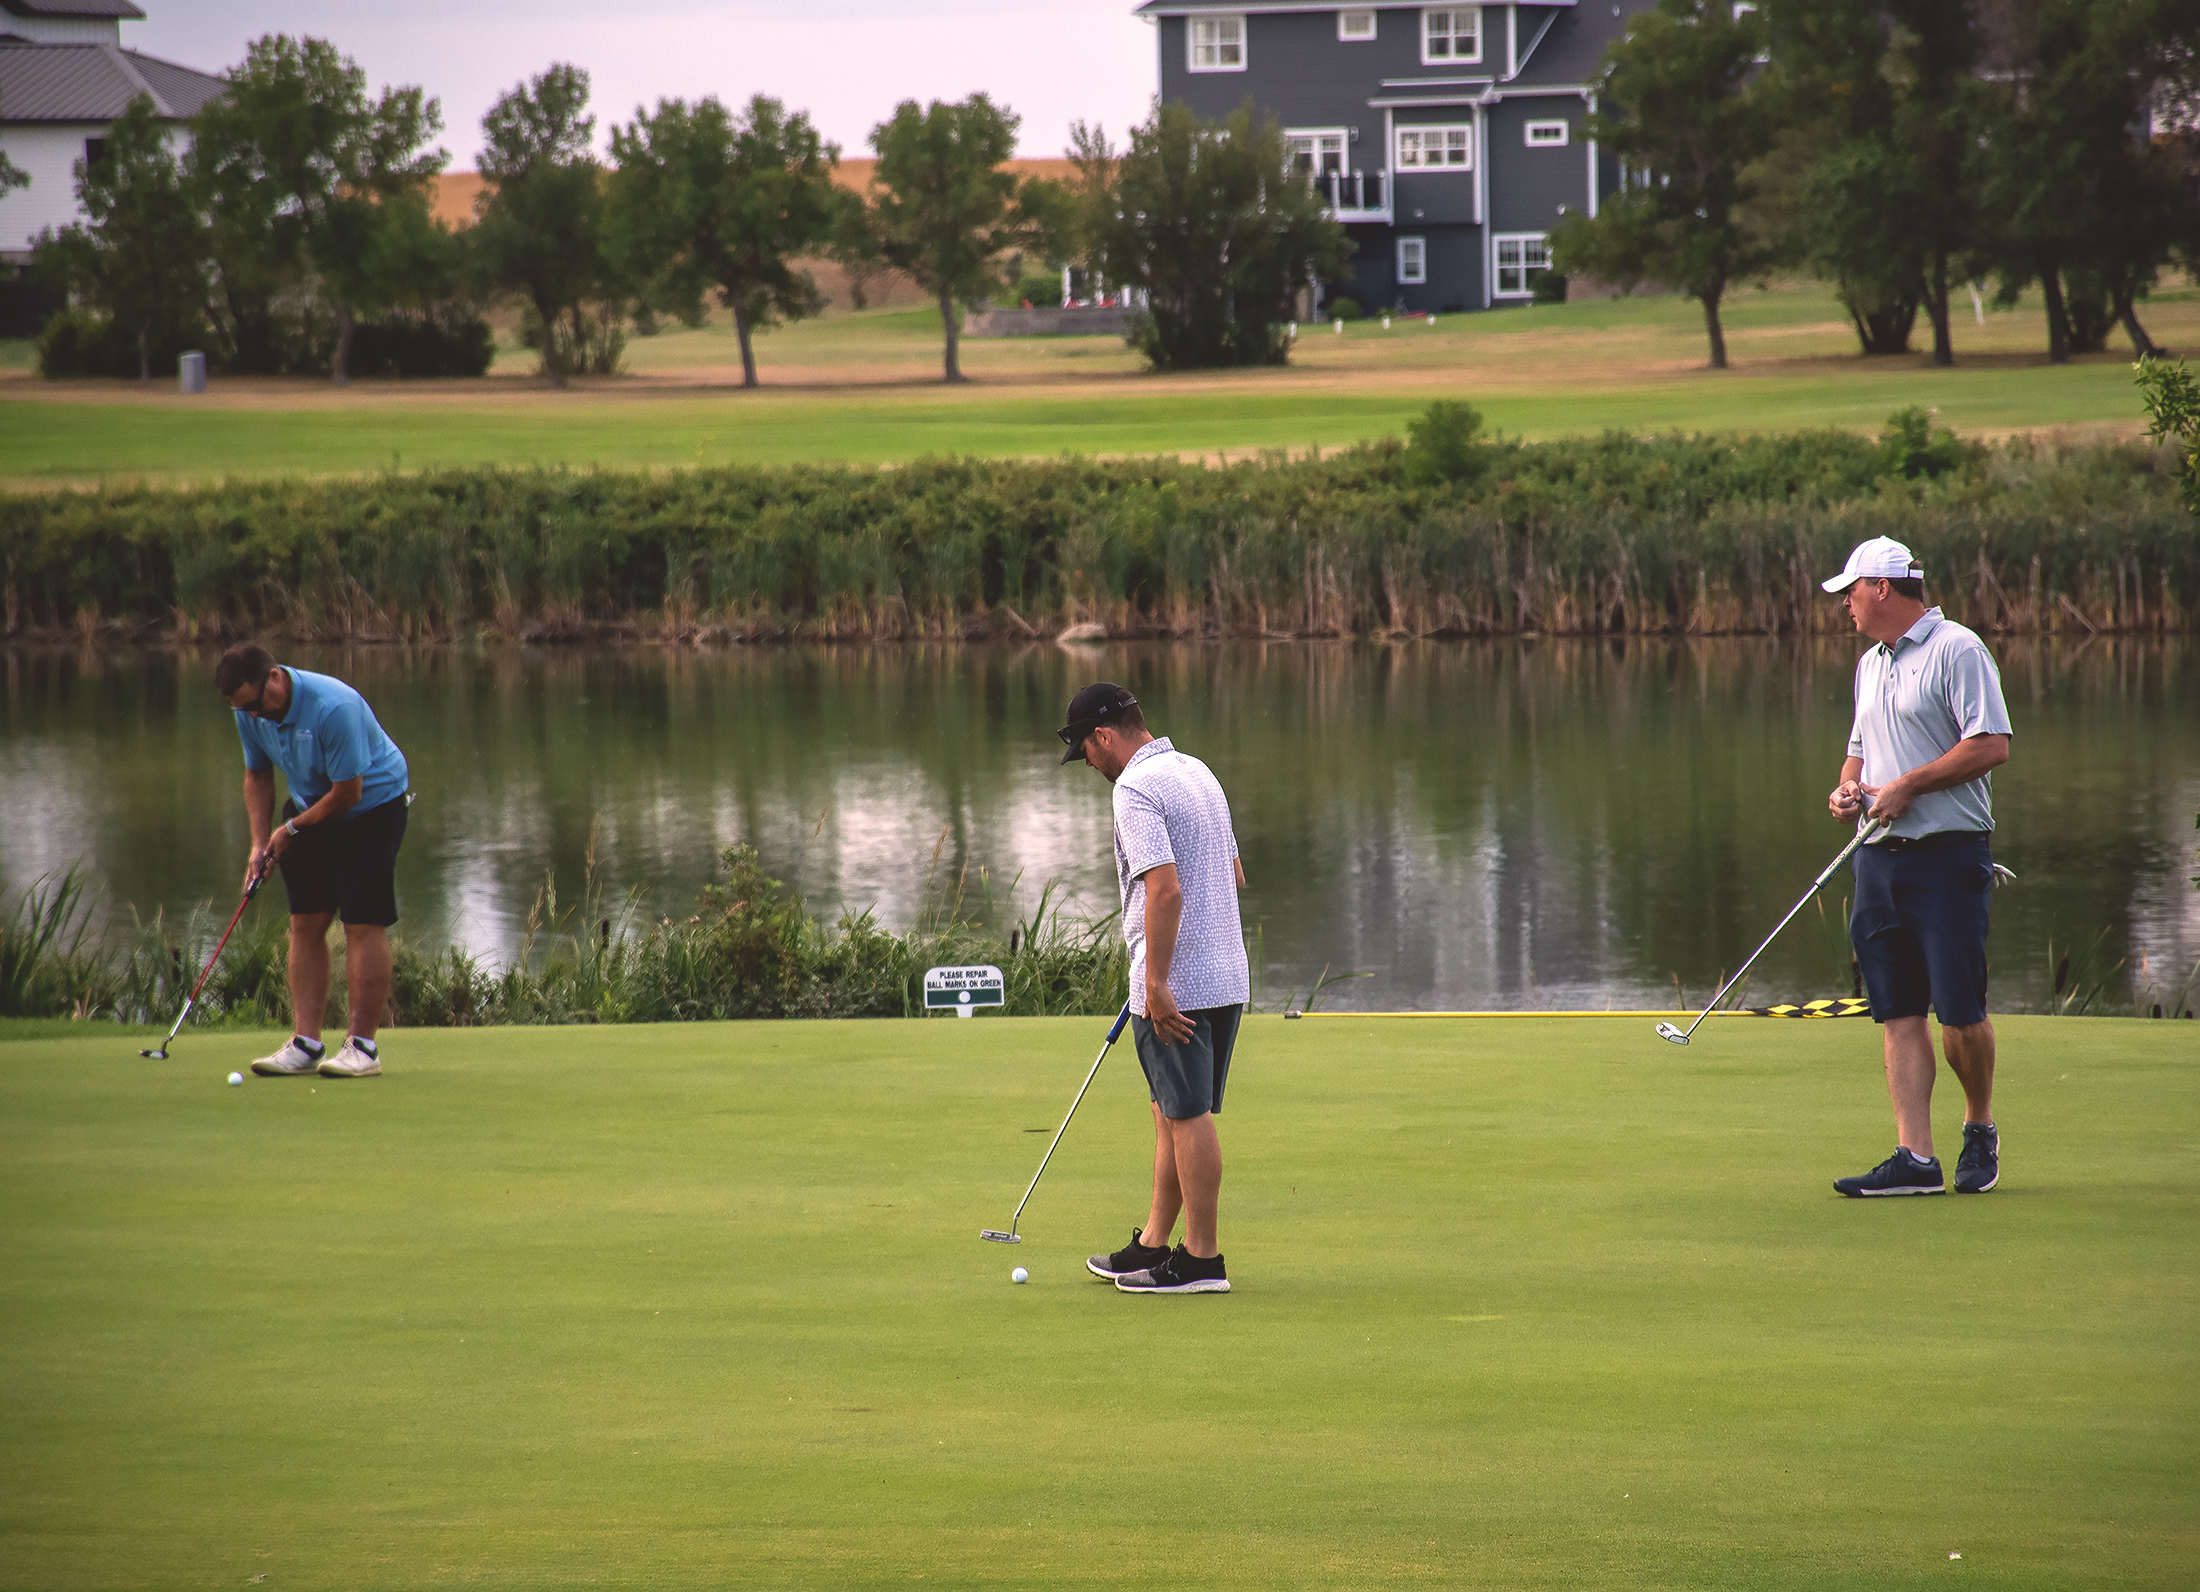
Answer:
[
  {"left": 1954, "top": 1123, "right": 2000, "bottom": 1193},
  {"left": 1087, "top": 1228, "right": 1172, "bottom": 1281},
  {"left": 1835, "top": 1148, "right": 1945, "bottom": 1198},
  {"left": 1116, "top": 1244, "right": 1230, "bottom": 1294}
]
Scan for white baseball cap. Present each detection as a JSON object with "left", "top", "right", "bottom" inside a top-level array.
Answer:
[{"left": 1821, "top": 536, "right": 1923, "bottom": 594}]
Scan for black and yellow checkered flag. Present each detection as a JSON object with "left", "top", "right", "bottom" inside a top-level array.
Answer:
[{"left": 1734, "top": 997, "right": 1872, "bottom": 1019}]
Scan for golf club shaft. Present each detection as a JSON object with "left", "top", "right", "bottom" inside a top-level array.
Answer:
[
  {"left": 151, "top": 872, "right": 262, "bottom": 1049},
  {"left": 1005, "top": 1003, "right": 1132, "bottom": 1237},
  {"left": 1677, "top": 819, "right": 1884, "bottom": 1042}
]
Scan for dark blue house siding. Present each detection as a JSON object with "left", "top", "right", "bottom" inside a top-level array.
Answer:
[{"left": 1141, "top": 3, "right": 1651, "bottom": 312}]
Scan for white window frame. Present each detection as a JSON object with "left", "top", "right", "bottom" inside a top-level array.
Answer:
[
  {"left": 1395, "top": 123, "right": 1473, "bottom": 172},
  {"left": 1493, "top": 232, "right": 1551, "bottom": 298},
  {"left": 1398, "top": 236, "right": 1428, "bottom": 285},
  {"left": 1338, "top": 8, "right": 1376, "bottom": 40},
  {"left": 1421, "top": 7, "right": 1482, "bottom": 65},
  {"left": 1524, "top": 119, "right": 1570, "bottom": 148},
  {"left": 1188, "top": 14, "right": 1247, "bottom": 72},
  {"left": 1285, "top": 127, "right": 1350, "bottom": 182}
]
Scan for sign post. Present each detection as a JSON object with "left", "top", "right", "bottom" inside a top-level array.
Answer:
[{"left": 924, "top": 964, "right": 1005, "bottom": 1018}]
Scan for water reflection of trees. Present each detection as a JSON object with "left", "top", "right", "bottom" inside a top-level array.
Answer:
[{"left": 1, "top": 637, "right": 2190, "bottom": 1012}]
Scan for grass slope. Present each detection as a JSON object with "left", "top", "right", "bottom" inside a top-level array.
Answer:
[
  {"left": 4, "top": 280, "right": 2187, "bottom": 483},
  {"left": 2, "top": 1015, "right": 2193, "bottom": 1590}
]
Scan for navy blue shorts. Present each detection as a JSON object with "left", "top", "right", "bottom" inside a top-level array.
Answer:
[
  {"left": 1131, "top": 1005, "right": 1242, "bottom": 1120},
  {"left": 1848, "top": 834, "right": 1993, "bottom": 1028}
]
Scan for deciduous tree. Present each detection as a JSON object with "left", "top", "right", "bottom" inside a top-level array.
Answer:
[
  {"left": 608, "top": 94, "right": 845, "bottom": 389},
  {"left": 1074, "top": 103, "right": 1346, "bottom": 372},
  {"left": 188, "top": 35, "right": 444, "bottom": 384},
  {"left": 473, "top": 65, "right": 609, "bottom": 387},
  {"left": 1550, "top": 0, "right": 1778, "bottom": 370},
  {"left": 864, "top": 95, "right": 1058, "bottom": 382},
  {"left": 33, "top": 95, "right": 204, "bottom": 382}
]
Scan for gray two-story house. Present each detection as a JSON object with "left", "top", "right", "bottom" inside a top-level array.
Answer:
[{"left": 1134, "top": 1, "right": 1649, "bottom": 313}]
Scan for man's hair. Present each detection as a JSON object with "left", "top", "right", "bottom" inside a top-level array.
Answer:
[
  {"left": 213, "top": 642, "right": 275, "bottom": 696},
  {"left": 1886, "top": 576, "right": 1925, "bottom": 601},
  {"left": 1113, "top": 700, "right": 1148, "bottom": 734}
]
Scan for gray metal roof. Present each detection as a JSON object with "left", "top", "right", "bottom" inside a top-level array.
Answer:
[
  {"left": 0, "top": 42, "right": 222, "bottom": 121},
  {"left": 0, "top": 2, "right": 147, "bottom": 18}
]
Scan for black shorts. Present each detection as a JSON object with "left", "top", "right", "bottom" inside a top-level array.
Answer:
[
  {"left": 277, "top": 795, "right": 408, "bottom": 926},
  {"left": 1849, "top": 834, "right": 1993, "bottom": 1028},
  {"left": 1131, "top": 1005, "right": 1243, "bottom": 1120}
]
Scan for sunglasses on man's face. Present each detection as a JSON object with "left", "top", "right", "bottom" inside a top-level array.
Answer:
[{"left": 234, "top": 678, "right": 280, "bottom": 719}]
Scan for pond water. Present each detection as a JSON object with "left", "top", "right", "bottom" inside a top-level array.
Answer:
[{"left": 3, "top": 638, "right": 2195, "bottom": 1015}]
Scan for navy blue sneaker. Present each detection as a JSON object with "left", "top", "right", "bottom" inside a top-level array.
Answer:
[
  {"left": 1116, "top": 1245, "right": 1229, "bottom": 1294},
  {"left": 1835, "top": 1148, "right": 1945, "bottom": 1197},
  {"left": 1954, "top": 1123, "right": 2000, "bottom": 1193}
]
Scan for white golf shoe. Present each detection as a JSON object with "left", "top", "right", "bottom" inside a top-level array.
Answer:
[
  {"left": 248, "top": 1038, "right": 322, "bottom": 1076},
  {"left": 317, "top": 1038, "right": 382, "bottom": 1078}
]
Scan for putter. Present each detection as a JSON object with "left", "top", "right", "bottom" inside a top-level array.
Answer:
[
  {"left": 139, "top": 864, "right": 266, "bottom": 1059},
  {"left": 981, "top": 1002, "right": 1132, "bottom": 1244},
  {"left": 1656, "top": 817, "right": 1887, "bottom": 1047}
]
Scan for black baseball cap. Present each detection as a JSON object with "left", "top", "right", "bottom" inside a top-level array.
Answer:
[{"left": 1057, "top": 683, "right": 1139, "bottom": 764}]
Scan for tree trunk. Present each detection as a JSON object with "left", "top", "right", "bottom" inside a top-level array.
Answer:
[
  {"left": 732, "top": 295, "right": 759, "bottom": 389},
  {"left": 536, "top": 291, "right": 568, "bottom": 388},
  {"left": 2037, "top": 259, "right": 2069, "bottom": 365},
  {"left": 1699, "top": 286, "right": 1728, "bottom": 370},
  {"left": 2111, "top": 287, "right": 2158, "bottom": 358},
  {"left": 332, "top": 300, "right": 354, "bottom": 386},
  {"left": 939, "top": 287, "right": 964, "bottom": 383},
  {"left": 1925, "top": 251, "right": 1954, "bottom": 368},
  {"left": 136, "top": 320, "right": 151, "bottom": 385}
]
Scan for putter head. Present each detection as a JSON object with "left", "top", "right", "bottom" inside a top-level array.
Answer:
[
  {"left": 137, "top": 1046, "right": 168, "bottom": 1059},
  {"left": 979, "top": 1229, "right": 1021, "bottom": 1244},
  {"left": 1654, "top": 1022, "right": 1690, "bottom": 1046}
]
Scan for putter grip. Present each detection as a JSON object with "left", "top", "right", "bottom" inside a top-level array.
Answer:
[{"left": 1106, "top": 1004, "right": 1131, "bottom": 1044}]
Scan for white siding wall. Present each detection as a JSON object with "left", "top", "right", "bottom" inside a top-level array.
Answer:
[
  {"left": 0, "top": 122, "right": 190, "bottom": 255},
  {"left": 2, "top": 16, "right": 125, "bottom": 44}
]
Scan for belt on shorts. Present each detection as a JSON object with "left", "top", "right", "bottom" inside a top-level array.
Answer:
[{"left": 1870, "top": 829, "right": 1990, "bottom": 855}]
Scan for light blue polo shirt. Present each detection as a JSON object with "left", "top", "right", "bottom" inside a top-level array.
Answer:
[
  {"left": 1846, "top": 609, "right": 2011, "bottom": 841},
  {"left": 236, "top": 668, "right": 409, "bottom": 817}
]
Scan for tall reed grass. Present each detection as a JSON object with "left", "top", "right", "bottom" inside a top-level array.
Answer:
[{"left": 4, "top": 426, "right": 2191, "bottom": 643}]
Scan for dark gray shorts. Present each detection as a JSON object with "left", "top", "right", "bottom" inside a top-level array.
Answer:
[{"left": 1131, "top": 1005, "right": 1243, "bottom": 1120}]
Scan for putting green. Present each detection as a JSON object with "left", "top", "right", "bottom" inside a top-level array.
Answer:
[{"left": 2, "top": 1015, "right": 2192, "bottom": 1589}]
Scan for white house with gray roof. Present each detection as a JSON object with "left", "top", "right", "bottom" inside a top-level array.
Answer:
[
  {"left": 0, "top": 0, "right": 224, "bottom": 267},
  {"left": 1135, "top": 1, "right": 1651, "bottom": 313}
]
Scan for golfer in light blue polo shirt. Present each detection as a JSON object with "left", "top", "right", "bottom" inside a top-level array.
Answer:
[
  {"left": 1820, "top": 538, "right": 2012, "bottom": 1200},
  {"left": 215, "top": 644, "right": 411, "bottom": 1082}
]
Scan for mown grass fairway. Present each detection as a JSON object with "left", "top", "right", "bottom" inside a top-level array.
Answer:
[
  {"left": 5, "top": 280, "right": 2190, "bottom": 484},
  {"left": 2, "top": 1015, "right": 2193, "bottom": 1590}
]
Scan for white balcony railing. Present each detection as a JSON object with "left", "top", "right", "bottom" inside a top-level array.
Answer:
[{"left": 1318, "top": 170, "right": 1391, "bottom": 222}]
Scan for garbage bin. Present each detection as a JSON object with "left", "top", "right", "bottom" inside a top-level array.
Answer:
[{"left": 178, "top": 350, "right": 206, "bottom": 394}]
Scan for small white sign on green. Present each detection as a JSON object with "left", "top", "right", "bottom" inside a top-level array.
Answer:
[{"left": 924, "top": 964, "right": 1005, "bottom": 1017}]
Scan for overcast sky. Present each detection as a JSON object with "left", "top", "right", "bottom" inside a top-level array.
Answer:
[{"left": 126, "top": 1, "right": 1159, "bottom": 166}]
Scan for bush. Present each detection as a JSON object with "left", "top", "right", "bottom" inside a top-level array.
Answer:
[
  {"left": 1877, "top": 405, "right": 1971, "bottom": 481},
  {"left": 349, "top": 312, "right": 496, "bottom": 378},
  {"left": 1014, "top": 272, "right": 1064, "bottom": 308},
  {"left": 1328, "top": 297, "right": 1361, "bottom": 322},
  {"left": 1405, "top": 399, "right": 1489, "bottom": 487},
  {"left": 1531, "top": 270, "right": 1569, "bottom": 305},
  {"left": 35, "top": 307, "right": 206, "bottom": 380}
]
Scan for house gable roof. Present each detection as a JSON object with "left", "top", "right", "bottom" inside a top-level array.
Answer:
[
  {"left": 0, "top": 1, "right": 146, "bottom": 16},
  {"left": 0, "top": 40, "right": 222, "bottom": 121}
]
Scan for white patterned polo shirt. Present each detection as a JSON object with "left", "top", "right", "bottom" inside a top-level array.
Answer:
[
  {"left": 1112, "top": 737, "right": 1250, "bottom": 1015},
  {"left": 1846, "top": 608, "right": 2013, "bottom": 841}
]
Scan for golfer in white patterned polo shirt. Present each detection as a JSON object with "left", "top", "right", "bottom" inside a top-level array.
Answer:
[{"left": 1058, "top": 683, "right": 1248, "bottom": 1295}]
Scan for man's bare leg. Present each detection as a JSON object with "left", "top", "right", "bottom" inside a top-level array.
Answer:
[
  {"left": 288, "top": 912, "right": 335, "bottom": 1042},
  {"left": 1940, "top": 1017, "right": 1995, "bottom": 1125},
  {"left": 344, "top": 924, "right": 392, "bottom": 1041},
  {"left": 1141, "top": 1101, "right": 1182, "bottom": 1250},
  {"left": 1883, "top": 1015, "right": 1938, "bottom": 1160},
  {"left": 1165, "top": 1111, "right": 1222, "bottom": 1259}
]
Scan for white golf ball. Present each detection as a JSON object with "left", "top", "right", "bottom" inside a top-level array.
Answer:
[
  {"left": 1011, "top": 1266, "right": 1028, "bottom": 1284},
  {"left": 227, "top": 1072, "right": 244, "bottom": 1086}
]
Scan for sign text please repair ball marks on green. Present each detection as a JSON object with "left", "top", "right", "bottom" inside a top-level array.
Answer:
[{"left": 924, "top": 965, "right": 1006, "bottom": 1014}]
